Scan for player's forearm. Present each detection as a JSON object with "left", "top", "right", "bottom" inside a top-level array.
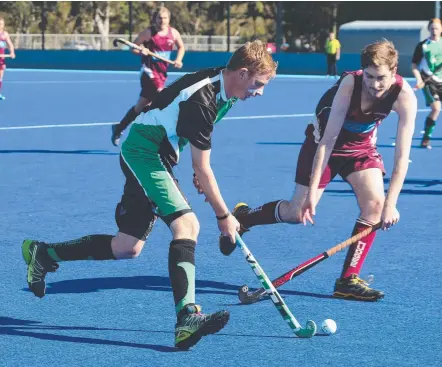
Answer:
[
  {"left": 411, "top": 64, "right": 422, "bottom": 81},
  {"left": 176, "top": 46, "right": 185, "bottom": 63},
  {"left": 193, "top": 165, "right": 229, "bottom": 216},
  {"left": 385, "top": 159, "right": 409, "bottom": 208},
  {"left": 6, "top": 41, "right": 15, "bottom": 55}
]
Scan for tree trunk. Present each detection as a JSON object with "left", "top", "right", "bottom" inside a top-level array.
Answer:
[{"left": 93, "top": 1, "right": 110, "bottom": 50}]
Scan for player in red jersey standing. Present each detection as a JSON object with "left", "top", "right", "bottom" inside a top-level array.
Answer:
[
  {"left": 214, "top": 40, "right": 417, "bottom": 301},
  {"left": 111, "top": 6, "right": 185, "bottom": 145},
  {"left": 0, "top": 17, "right": 16, "bottom": 101}
]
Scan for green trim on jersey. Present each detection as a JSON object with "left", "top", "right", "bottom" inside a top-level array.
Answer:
[{"left": 216, "top": 94, "right": 238, "bottom": 123}]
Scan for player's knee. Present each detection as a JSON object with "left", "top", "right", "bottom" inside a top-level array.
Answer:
[
  {"left": 118, "top": 247, "right": 142, "bottom": 259},
  {"left": 431, "top": 102, "right": 441, "bottom": 114},
  {"left": 280, "top": 201, "right": 303, "bottom": 224},
  {"left": 364, "top": 198, "right": 384, "bottom": 217},
  {"left": 170, "top": 212, "right": 200, "bottom": 240},
  {"left": 111, "top": 234, "right": 145, "bottom": 259}
]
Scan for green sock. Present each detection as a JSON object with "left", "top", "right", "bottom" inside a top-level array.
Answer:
[
  {"left": 46, "top": 235, "right": 115, "bottom": 262},
  {"left": 424, "top": 117, "right": 436, "bottom": 139},
  {"left": 168, "top": 239, "right": 196, "bottom": 316}
]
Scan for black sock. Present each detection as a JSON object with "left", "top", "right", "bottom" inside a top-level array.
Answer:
[
  {"left": 116, "top": 106, "right": 139, "bottom": 134},
  {"left": 168, "top": 239, "right": 196, "bottom": 316},
  {"left": 424, "top": 117, "right": 436, "bottom": 139},
  {"left": 242, "top": 200, "right": 283, "bottom": 228},
  {"left": 46, "top": 235, "right": 115, "bottom": 262}
]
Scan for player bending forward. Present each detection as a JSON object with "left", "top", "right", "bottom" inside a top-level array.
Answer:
[
  {"left": 215, "top": 40, "right": 417, "bottom": 301},
  {"left": 22, "top": 41, "right": 277, "bottom": 349}
]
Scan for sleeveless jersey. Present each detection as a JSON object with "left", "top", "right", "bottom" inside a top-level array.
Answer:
[
  {"left": 0, "top": 32, "right": 7, "bottom": 65},
  {"left": 141, "top": 26, "right": 175, "bottom": 80},
  {"left": 307, "top": 70, "right": 403, "bottom": 152}
]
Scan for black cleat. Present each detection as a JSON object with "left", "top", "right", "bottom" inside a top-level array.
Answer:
[
  {"left": 333, "top": 274, "right": 384, "bottom": 302},
  {"left": 175, "top": 304, "right": 229, "bottom": 350},
  {"left": 420, "top": 137, "right": 432, "bottom": 150},
  {"left": 22, "top": 240, "right": 58, "bottom": 298},
  {"left": 219, "top": 202, "right": 250, "bottom": 256}
]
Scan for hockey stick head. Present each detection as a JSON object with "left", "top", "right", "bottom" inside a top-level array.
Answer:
[
  {"left": 113, "top": 38, "right": 126, "bottom": 48},
  {"left": 295, "top": 320, "right": 317, "bottom": 338},
  {"left": 238, "top": 284, "right": 265, "bottom": 304}
]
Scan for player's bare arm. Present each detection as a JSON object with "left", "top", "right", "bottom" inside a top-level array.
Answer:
[
  {"left": 132, "top": 28, "right": 151, "bottom": 56},
  {"left": 411, "top": 63, "right": 424, "bottom": 90},
  {"left": 173, "top": 29, "right": 185, "bottom": 69},
  {"left": 190, "top": 144, "right": 240, "bottom": 242},
  {"left": 383, "top": 80, "right": 417, "bottom": 229},
  {"left": 302, "top": 74, "right": 355, "bottom": 224},
  {"left": 5, "top": 31, "right": 15, "bottom": 58}
]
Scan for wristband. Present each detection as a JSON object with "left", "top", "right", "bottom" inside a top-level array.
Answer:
[{"left": 216, "top": 212, "right": 230, "bottom": 220}]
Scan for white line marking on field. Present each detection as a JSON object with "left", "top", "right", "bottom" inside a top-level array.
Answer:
[{"left": 0, "top": 109, "right": 431, "bottom": 131}]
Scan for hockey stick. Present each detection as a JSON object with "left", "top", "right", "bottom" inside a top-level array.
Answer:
[
  {"left": 0, "top": 54, "right": 12, "bottom": 58},
  {"left": 112, "top": 37, "right": 175, "bottom": 65},
  {"left": 238, "top": 222, "right": 382, "bottom": 304},
  {"left": 235, "top": 233, "right": 317, "bottom": 338}
]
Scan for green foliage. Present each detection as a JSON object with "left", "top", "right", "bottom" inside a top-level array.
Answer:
[{"left": 0, "top": 1, "right": 433, "bottom": 52}]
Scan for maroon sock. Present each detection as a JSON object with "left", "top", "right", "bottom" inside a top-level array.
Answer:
[
  {"left": 341, "top": 218, "right": 377, "bottom": 279},
  {"left": 241, "top": 200, "right": 283, "bottom": 228}
]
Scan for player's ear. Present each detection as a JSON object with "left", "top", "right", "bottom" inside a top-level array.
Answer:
[
  {"left": 239, "top": 68, "right": 248, "bottom": 80},
  {"left": 391, "top": 66, "right": 397, "bottom": 78}
]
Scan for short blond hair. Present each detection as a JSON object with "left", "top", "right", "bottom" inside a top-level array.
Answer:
[
  {"left": 428, "top": 18, "right": 441, "bottom": 29},
  {"left": 154, "top": 6, "right": 170, "bottom": 21},
  {"left": 227, "top": 40, "right": 278, "bottom": 76},
  {"left": 361, "top": 40, "right": 398, "bottom": 71}
]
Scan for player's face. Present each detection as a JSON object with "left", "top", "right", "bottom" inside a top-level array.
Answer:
[
  {"left": 237, "top": 69, "right": 274, "bottom": 101},
  {"left": 156, "top": 12, "right": 170, "bottom": 28},
  {"left": 429, "top": 23, "right": 442, "bottom": 39},
  {"left": 363, "top": 65, "right": 396, "bottom": 99}
]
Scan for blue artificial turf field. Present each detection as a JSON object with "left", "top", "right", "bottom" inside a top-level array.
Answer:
[{"left": 0, "top": 69, "right": 441, "bottom": 367}]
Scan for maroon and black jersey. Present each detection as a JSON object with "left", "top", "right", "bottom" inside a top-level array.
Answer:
[
  {"left": 141, "top": 26, "right": 175, "bottom": 81},
  {"left": 306, "top": 70, "right": 403, "bottom": 152}
]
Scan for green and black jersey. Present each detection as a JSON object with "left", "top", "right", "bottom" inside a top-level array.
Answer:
[
  {"left": 119, "top": 67, "right": 238, "bottom": 219},
  {"left": 122, "top": 67, "right": 237, "bottom": 169},
  {"left": 412, "top": 38, "right": 442, "bottom": 82}
]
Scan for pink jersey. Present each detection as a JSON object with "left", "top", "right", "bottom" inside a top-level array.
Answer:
[
  {"left": 141, "top": 26, "right": 175, "bottom": 80},
  {"left": 0, "top": 31, "right": 7, "bottom": 68},
  {"left": 307, "top": 70, "right": 403, "bottom": 152}
]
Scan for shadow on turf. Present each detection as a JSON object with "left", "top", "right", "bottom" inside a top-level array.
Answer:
[
  {"left": 0, "top": 316, "right": 180, "bottom": 352},
  {"left": 24, "top": 275, "right": 240, "bottom": 298},
  {"left": 23, "top": 275, "right": 338, "bottom": 306},
  {"left": 0, "top": 149, "right": 118, "bottom": 155},
  {"left": 0, "top": 316, "right": 328, "bottom": 343}
]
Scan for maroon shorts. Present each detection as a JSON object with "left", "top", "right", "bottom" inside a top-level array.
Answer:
[
  {"left": 140, "top": 72, "right": 165, "bottom": 100},
  {"left": 295, "top": 139, "right": 386, "bottom": 189}
]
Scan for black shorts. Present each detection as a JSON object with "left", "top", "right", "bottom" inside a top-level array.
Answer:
[
  {"left": 115, "top": 155, "right": 191, "bottom": 240},
  {"left": 140, "top": 72, "right": 163, "bottom": 100},
  {"left": 423, "top": 78, "right": 442, "bottom": 106}
]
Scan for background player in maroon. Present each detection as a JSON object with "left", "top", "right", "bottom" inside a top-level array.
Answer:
[
  {"left": 111, "top": 6, "right": 185, "bottom": 145},
  {"left": 216, "top": 40, "right": 417, "bottom": 301},
  {"left": 0, "top": 17, "right": 16, "bottom": 101}
]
